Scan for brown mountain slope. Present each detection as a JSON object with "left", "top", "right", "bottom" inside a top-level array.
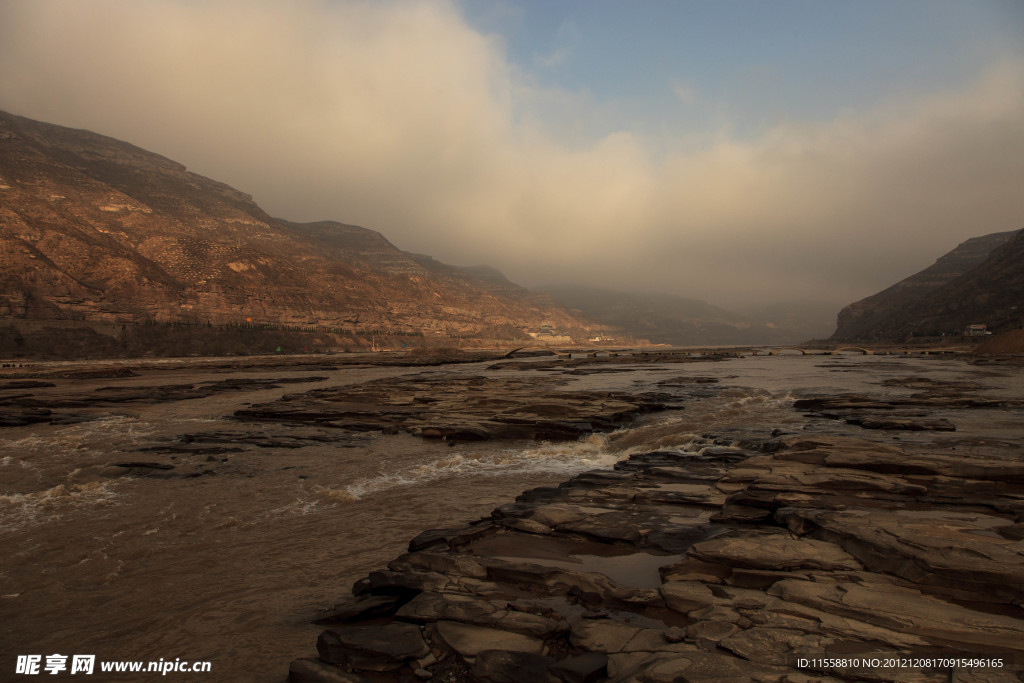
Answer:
[
  {"left": 832, "top": 228, "right": 1023, "bottom": 341},
  {"left": 898, "top": 228, "right": 1024, "bottom": 336},
  {"left": 0, "top": 110, "right": 601, "bottom": 339}
]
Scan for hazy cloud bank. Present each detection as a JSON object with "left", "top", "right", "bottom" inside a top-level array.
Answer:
[{"left": 1, "top": 0, "right": 1022, "bottom": 309}]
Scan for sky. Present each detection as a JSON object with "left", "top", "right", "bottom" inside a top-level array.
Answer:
[{"left": 1, "top": 0, "right": 1022, "bottom": 313}]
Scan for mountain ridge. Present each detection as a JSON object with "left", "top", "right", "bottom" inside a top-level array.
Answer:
[
  {"left": 832, "top": 228, "right": 1023, "bottom": 341},
  {"left": 0, "top": 110, "right": 606, "bottom": 342}
]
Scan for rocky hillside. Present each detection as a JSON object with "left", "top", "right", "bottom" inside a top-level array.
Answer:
[
  {"left": 0, "top": 110, "right": 603, "bottom": 341},
  {"left": 832, "top": 228, "right": 1022, "bottom": 341}
]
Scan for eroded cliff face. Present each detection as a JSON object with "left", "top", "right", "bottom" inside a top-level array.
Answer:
[
  {"left": 902, "top": 228, "right": 1024, "bottom": 336},
  {"left": 0, "top": 111, "right": 601, "bottom": 338},
  {"left": 832, "top": 229, "right": 1021, "bottom": 341}
]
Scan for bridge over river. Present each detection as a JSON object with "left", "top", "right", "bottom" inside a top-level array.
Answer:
[
  {"left": 751, "top": 346, "right": 872, "bottom": 356},
  {"left": 505, "top": 345, "right": 971, "bottom": 359},
  {"left": 749, "top": 346, "right": 969, "bottom": 356}
]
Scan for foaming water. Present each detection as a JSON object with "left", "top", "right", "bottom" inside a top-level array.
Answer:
[
  {"left": 1, "top": 415, "right": 157, "bottom": 456},
  {"left": 342, "top": 433, "right": 624, "bottom": 500},
  {"left": 340, "top": 383, "right": 801, "bottom": 501},
  {"left": 608, "top": 386, "right": 800, "bottom": 453},
  {"left": 0, "top": 481, "right": 120, "bottom": 535}
]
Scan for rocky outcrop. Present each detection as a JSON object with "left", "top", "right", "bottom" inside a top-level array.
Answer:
[
  {"left": 832, "top": 229, "right": 1022, "bottom": 341},
  {"left": 0, "top": 374, "right": 328, "bottom": 427},
  {"left": 791, "top": 375, "right": 1024, "bottom": 434},
  {"left": 233, "top": 372, "right": 688, "bottom": 442},
  {"left": 904, "top": 227, "right": 1024, "bottom": 336},
  {"left": 0, "top": 110, "right": 603, "bottom": 340},
  {"left": 289, "top": 424, "right": 1024, "bottom": 680}
]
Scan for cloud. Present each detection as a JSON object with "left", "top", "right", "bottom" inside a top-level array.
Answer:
[
  {"left": 1, "top": 0, "right": 1022, "bottom": 311},
  {"left": 533, "top": 46, "right": 571, "bottom": 68},
  {"left": 533, "top": 18, "right": 580, "bottom": 69},
  {"left": 671, "top": 81, "right": 697, "bottom": 105}
]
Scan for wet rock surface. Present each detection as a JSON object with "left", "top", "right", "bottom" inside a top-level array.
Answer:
[
  {"left": 0, "top": 374, "right": 329, "bottom": 427},
  {"left": 487, "top": 352, "right": 733, "bottom": 374},
  {"left": 290, "top": 385, "right": 1024, "bottom": 682},
  {"left": 234, "top": 372, "right": 688, "bottom": 442},
  {"left": 793, "top": 383, "right": 1024, "bottom": 435}
]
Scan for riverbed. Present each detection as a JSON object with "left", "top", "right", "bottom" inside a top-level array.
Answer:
[{"left": 2, "top": 352, "right": 1021, "bottom": 680}]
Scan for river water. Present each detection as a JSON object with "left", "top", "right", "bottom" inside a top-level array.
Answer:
[{"left": 2, "top": 353, "right": 1021, "bottom": 680}]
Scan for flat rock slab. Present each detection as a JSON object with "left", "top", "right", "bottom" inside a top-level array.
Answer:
[
  {"left": 570, "top": 619, "right": 694, "bottom": 655},
  {"left": 846, "top": 415, "right": 957, "bottom": 431},
  {"left": 317, "top": 622, "right": 429, "bottom": 671},
  {"left": 396, "top": 591, "right": 564, "bottom": 638},
  {"left": 776, "top": 506, "right": 1024, "bottom": 603},
  {"left": 660, "top": 581, "right": 719, "bottom": 614},
  {"left": 234, "top": 373, "right": 683, "bottom": 440},
  {"left": 610, "top": 650, "right": 806, "bottom": 683},
  {"left": 663, "top": 578, "right": 934, "bottom": 650},
  {"left": 635, "top": 482, "right": 727, "bottom": 506},
  {"left": 434, "top": 620, "right": 545, "bottom": 657},
  {"left": 687, "top": 530, "right": 862, "bottom": 571},
  {"left": 719, "top": 627, "right": 836, "bottom": 667},
  {"left": 768, "top": 578, "right": 1024, "bottom": 650}
]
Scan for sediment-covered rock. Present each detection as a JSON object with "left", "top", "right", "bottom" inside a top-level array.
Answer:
[
  {"left": 0, "top": 375, "right": 329, "bottom": 427},
  {"left": 234, "top": 373, "right": 685, "bottom": 441},
  {"left": 290, "top": 394, "right": 1024, "bottom": 681}
]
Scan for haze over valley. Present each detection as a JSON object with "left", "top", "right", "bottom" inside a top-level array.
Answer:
[{"left": 2, "top": 0, "right": 1023, "bottom": 343}]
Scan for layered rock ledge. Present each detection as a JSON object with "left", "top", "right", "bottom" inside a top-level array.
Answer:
[
  {"left": 289, "top": 421, "right": 1024, "bottom": 681},
  {"left": 234, "top": 373, "right": 689, "bottom": 443}
]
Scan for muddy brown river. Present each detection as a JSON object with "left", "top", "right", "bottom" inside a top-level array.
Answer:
[{"left": 2, "top": 352, "right": 1021, "bottom": 680}]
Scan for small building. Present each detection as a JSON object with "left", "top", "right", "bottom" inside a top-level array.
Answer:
[{"left": 964, "top": 324, "right": 991, "bottom": 336}]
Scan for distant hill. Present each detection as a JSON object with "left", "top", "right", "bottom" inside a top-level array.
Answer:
[
  {"left": 0, "top": 110, "right": 604, "bottom": 343},
  {"left": 832, "top": 228, "right": 1023, "bottom": 341},
  {"left": 729, "top": 299, "right": 841, "bottom": 344},
  {"left": 541, "top": 286, "right": 829, "bottom": 345}
]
